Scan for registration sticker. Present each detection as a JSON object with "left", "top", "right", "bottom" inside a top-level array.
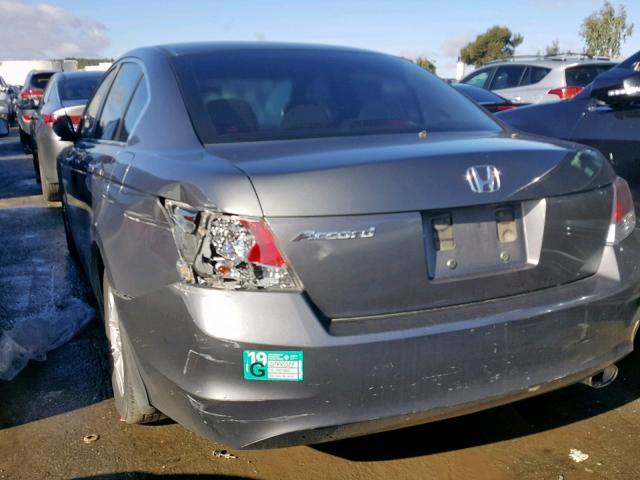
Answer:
[{"left": 243, "top": 350, "right": 304, "bottom": 381}]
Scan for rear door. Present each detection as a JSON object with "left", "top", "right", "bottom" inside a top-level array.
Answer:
[
  {"left": 490, "top": 65, "right": 527, "bottom": 101},
  {"left": 78, "top": 63, "right": 145, "bottom": 270},
  {"left": 59, "top": 67, "right": 119, "bottom": 271}
]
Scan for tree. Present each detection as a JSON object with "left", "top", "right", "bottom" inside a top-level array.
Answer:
[
  {"left": 545, "top": 40, "right": 561, "bottom": 56},
  {"left": 580, "top": 1, "right": 634, "bottom": 58},
  {"left": 460, "top": 26, "right": 524, "bottom": 67},
  {"left": 415, "top": 56, "right": 436, "bottom": 74}
]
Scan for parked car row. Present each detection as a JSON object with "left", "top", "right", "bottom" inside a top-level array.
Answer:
[
  {"left": 25, "top": 42, "right": 636, "bottom": 450},
  {"left": 0, "top": 74, "right": 19, "bottom": 136},
  {"left": 461, "top": 53, "right": 616, "bottom": 104}
]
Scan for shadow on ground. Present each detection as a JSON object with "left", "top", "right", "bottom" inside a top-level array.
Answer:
[
  {"left": 0, "top": 129, "right": 40, "bottom": 199},
  {"left": 75, "top": 475, "right": 256, "bottom": 480},
  {"left": 315, "top": 345, "right": 640, "bottom": 461},
  {"left": 0, "top": 130, "right": 109, "bottom": 429}
]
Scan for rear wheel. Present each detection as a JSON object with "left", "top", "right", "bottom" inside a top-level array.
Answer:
[
  {"left": 103, "top": 272, "right": 163, "bottom": 424},
  {"left": 38, "top": 158, "right": 59, "bottom": 201},
  {"left": 19, "top": 127, "right": 31, "bottom": 153},
  {"left": 60, "top": 192, "right": 79, "bottom": 261},
  {"left": 32, "top": 149, "right": 41, "bottom": 183}
]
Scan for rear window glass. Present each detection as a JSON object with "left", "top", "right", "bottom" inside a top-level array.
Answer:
[
  {"left": 566, "top": 65, "right": 615, "bottom": 87},
  {"left": 173, "top": 49, "right": 501, "bottom": 143},
  {"left": 490, "top": 65, "right": 526, "bottom": 90},
  {"left": 520, "top": 66, "right": 551, "bottom": 86},
  {"left": 60, "top": 75, "right": 101, "bottom": 101},
  {"left": 462, "top": 69, "right": 491, "bottom": 88},
  {"left": 30, "top": 73, "right": 54, "bottom": 89}
]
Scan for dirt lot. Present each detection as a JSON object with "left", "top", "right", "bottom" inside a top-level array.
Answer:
[{"left": 1, "top": 128, "right": 640, "bottom": 480}]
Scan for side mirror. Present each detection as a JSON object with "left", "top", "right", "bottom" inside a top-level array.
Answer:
[
  {"left": 592, "top": 71, "right": 640, "bottom": 106},
  {"left": 52, "top": 116, "right": 78, "bottom": 142}
]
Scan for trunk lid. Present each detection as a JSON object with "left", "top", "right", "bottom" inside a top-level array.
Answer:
[{"left": 208, "top": 132, "right": 615, "bottom": 319}]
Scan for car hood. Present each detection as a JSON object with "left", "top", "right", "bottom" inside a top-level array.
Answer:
[{"left": 205, "top": 131, "right": 614, "bottom": 217}]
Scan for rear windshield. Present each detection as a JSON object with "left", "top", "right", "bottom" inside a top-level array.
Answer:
[
  {"left": 565, "top": 65, "right": 615, "bottom": 87},
  {"left": 454, "top": 84, "right": 505, "bottom": 104},
  {"left": 30, "top": 73, "right": 54, "bottom": 90},
  {"left": 60, "top": 75, "right": 101, "bottom": 101},
  {"left": 173, "top": 49, "right": 501, "bottom": 144}
]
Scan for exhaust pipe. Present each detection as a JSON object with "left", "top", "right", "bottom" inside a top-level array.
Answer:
[{"left": 581, "top": 364, "right": 618, "bottom": 389}]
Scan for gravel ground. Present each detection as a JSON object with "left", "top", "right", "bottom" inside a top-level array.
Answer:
[{"left": 1, "top": 128, "right": 640, "bottom": 480}]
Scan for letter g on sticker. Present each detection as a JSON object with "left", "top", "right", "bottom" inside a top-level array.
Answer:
[{"left": 250, "top": 362, "right": 266, "bottom": 377}]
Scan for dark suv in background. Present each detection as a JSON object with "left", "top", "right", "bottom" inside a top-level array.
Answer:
[{"left": 16, "top": 70, "right": 58, "bottom": 152}]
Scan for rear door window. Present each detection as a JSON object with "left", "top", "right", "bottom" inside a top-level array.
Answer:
[
  {"left": 565, "top": 65, "right": 615, "bottom": 87},
  {"left": 42, "top": 78, "right": 58, "bottom": 105},
  {"left": 116, "top": 79, "right": 148, "bottom": 142},
  {"left": 95, "top": 63, "right": 143, "bottom": 141},
  {"left": 490, "top": 65, "right": 526, "bottom": 90},
  {"left": 463, "top": 68, "right": 493, "bottom": 88},
  {"left": 520, "top": 66, "right": 551, "bottom": 86},
  {"left": 81, "top": 68, "right": 119, "bottom": 139}
]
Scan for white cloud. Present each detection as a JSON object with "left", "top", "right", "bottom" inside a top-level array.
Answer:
[
  {"left": 441, "top": 33, "right": 476, "bottom": 59},
  {"left": 0, "top": 0, "right": 109, "bottom": 59}
]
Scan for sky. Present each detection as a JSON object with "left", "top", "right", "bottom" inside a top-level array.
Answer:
[{"left": 0, "top": 0, "right": 637, "bottom": 77}]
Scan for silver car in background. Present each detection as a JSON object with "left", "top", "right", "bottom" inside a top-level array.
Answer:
[
  {"left": 0, "top": 75, "right": 14, "bottom": 133},
  {"left": 16, "top": 70, "right": 57, "bottom": 152},
  {"left": 461, "top": 54, "right": 616, "bottom": 104},
  {"left": 32, "top": 71, "right": 103, "bottom": 200}
]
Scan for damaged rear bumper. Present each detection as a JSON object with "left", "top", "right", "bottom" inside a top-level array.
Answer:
[{"left": 116, "top": 239, "right": 640, "bottom": 449}]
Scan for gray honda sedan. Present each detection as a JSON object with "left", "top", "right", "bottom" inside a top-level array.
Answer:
[{"left": 53, "top": 43, "right": 640, "bottom": 449}]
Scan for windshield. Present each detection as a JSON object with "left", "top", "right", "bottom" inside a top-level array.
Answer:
[
  {"left": 30, "top": 73, "right": 54, "bottom": 90},
  {"left": 60, "top": 75, "right": 101, "bottom": 101},
  {"left": 173, "top": 49, "right": 501, "bottom": 144}
]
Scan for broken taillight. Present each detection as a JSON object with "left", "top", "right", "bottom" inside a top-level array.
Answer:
[{"left": 163, "top": 200, "right": 301, "bottom": 291}]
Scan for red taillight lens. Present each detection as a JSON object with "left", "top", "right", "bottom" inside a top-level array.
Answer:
[
  {"left": 240, "top": 219, "right": 286, "bottom": 267},
  {"left": 164, "top": 200, "right": 300, "bottom": 291},
  {"left": 22, "top": 114, "right": 32, "bottom": 121},
  {"left": 548, "top": 86, "right": 583, "bottom": 100},
  {"left": 607, "top": 177, "right": 636, "bottom": 245},
  {"left": 43, "top": 114, "right": 58, "bottom": 128},
  {"left": 19, "top": 89, "right": 44, "bottom": 99},
  {"left": 46, "top": 114, "right": 81, "bottom": 131},
  {"left": 495, "top": 105, "right": 516, "bottom": 111}
]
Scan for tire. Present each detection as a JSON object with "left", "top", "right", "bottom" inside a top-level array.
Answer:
[
  {"left": 42, "top": 180, "right": 59, "bottom": 202},
  {"left": 32, "top": 149, "right": 41, "bottom": 183},
  {"left": 19, "top": 127, "right": 31, "bottom": 153},
  {"left": 60, "top": 194, "right": 80, "bottom": 262},
  {"left": 103, "top": 272, "right": 163, "bottom": 424}
]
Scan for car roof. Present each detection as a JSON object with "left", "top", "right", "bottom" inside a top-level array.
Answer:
[
  {"left": 28, "top": 69, "right": 60, "bottom": 75},
  {"left": 481, "top": 58, "right": 616, "bottom": 69},
  {"left": 133, "top": 41, "right": 382, "bottom": 58},
  {"left": 56, "top": 70, "right": 104, "bottom": 80}
]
